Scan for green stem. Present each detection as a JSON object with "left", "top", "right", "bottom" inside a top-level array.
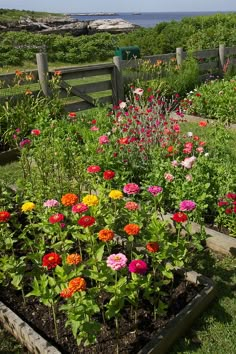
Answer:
[{"left": 51, "top": 303, "right": 59, "bottom": 341}]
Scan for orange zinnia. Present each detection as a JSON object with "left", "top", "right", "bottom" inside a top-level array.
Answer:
[
  {"left": 124, "top": 223, "right": 140, "bottom": 236},
  {"left": 61, "top": 193, "right": 79, "bottom": 206},
  {"left": 68, "top": 277, "right": 86, "bottom": 293},
  {"left": 66, "top": 253, "right": 82, "bottom": 265},
  {"left": 146, "top": 242, "right": 160, "bottom": 253},
  {"left": 98, "top": 229, "right": 115, "bottom": 242}
]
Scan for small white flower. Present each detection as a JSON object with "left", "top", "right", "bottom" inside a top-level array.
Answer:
[
  {"left": 187, "top": 132, "right": 193, "bottom": 137},
  {"left": 204, "top": 153, "right": 209, "bottom": 157},
  {"left": 133, "top": 88, "right": 144, "bottom": 96}
]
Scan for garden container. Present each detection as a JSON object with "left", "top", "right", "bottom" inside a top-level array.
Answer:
[{"left": 115, "top": 46, "right": 140, "bottom": 60}]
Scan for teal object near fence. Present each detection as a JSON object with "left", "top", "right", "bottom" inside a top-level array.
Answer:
[{"left": 115, "top": 46, "right": 140, "bottom": 60}]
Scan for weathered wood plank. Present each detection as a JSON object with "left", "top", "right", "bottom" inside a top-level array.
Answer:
[
  {"left": 59, "top": 80, "right": 95, "bottom": 105},
  {"left": 225, "top": 47, "right": 236, "bottom": 55},
  {"left": 51, "top": 64, "right": 114, "bottom": 81},
  {"left": 72, "top": 80, "right": 112, "bottom": 94},
  {"left": 199, "top": 61, "right": 218, "bottom": 72},
  {"left": 192, "top": 49, "right": 218, "bottom": 59},
  {"left": 64, "top": 95, "right": 112, "bottom": 112},
  {"left": 0, "top": 70, "right": 38, "bottom": 88}
]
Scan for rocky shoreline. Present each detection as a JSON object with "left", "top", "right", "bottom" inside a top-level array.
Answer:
[{"left": 0, "top": 16, "right": 140, "bottom": 36}]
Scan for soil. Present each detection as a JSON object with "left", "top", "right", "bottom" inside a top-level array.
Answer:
[{"left": 0, "top": 275, "right": 203, "bottom": 354}]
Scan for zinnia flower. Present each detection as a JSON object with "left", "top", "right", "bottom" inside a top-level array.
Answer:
[
  {"left": 72, "top": 203, "right": 89, "bottom": 214},
  {"left": 99, "top": 135, "right": 110, "bottom": 144},
  {"left": 109, "top": 190, "right": 123, "bottom": 199},
  {"left": 19, "top": 139, "right": 31, "bottom": 148},
  {"left": 49, "top": 213, "right": 65, "bottom": 224},
  {"left": 123, "top": 183, "right": 140, "bottom": 195},
  {"left": 199, "top": 121, "right": 207, "bottom": 127},
  {"left": 0, "top": 211, "right": 11, "bottom": 223},
  {"left": 172, "top": 212, "right": 188, "bottom": 223},
  {"left": 106, "top": 253, "right": 128, "bottom": 271},
  {"left": 68, "top": 277, "right": 86, "bottom": 292},
  {"left": 124, "top": 201, "right": 139, "bottom": 211},
  {"left": 60, "top": 287, "right": 74, "bottom": 298},
  {"left": 21, "top": 202, "right": 35, "bottom": 212},
  {"left": 179, "top": 200, "right": 196, "bottom": 212},
  {"left": 87, "top": 165, "right": 101, "bottom": 173},
  {"left": 82, "top": 195, "right": 99, "bottom": 207},
  {"left": 226, "top": 193, "right": 236, "bottom": 200},
  {"left": 128, "top": 259, "right": 148, "bottom": 275},
  {"left": 66, "top": 253, "right": 82, "bottom": 265},
  {"left": 31, "top": 129, "right": 41, "bottom": 136},
  {"left": 61, "top": 193, "right": 79, "bottom": 206},
  {"left": 124, "top": 223, "right": 140, "bottom": 236},
  {"left": 181, "top": 156, "right": 196, "bottom": 169},
  {"left": 78, "top": 215, "right": 96, "bottom": 227},
  {"left": 68, "top": 112, "right": 76, "bottom": 118},
  {"left": 148, "top": 186, "right": 163, "bottom": 196},
  {"left": 146, "top": 242, "right": 160, "bottom": 253},
  {"left": 42, "top": 252, "right": 61, "bottom": 270},
  {"left": 103, "top": 170, "right": 116, "bottom": 180},
  {"left": 98, "top": 229, "right": 114, "bottom": 242},
  {"left": 43, "top": 199, "right": 59, "bottom": 208},
  {"left": 164, "top": 173, "right": 174, "bottom": 182}
]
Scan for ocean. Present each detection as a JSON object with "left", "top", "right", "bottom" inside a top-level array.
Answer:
[{"left": 71, "top": 11, "right": 236, "bottom": 28}]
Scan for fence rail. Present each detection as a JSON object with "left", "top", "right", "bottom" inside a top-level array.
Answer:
[{"left": 0, "top": 43, "right": 235, "bottom": 111}]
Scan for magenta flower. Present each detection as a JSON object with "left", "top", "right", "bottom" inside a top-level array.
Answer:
[
  {"left": 106, "top": 253, "right": 128, "bottom": 271},
  {"left": 123, "top": 183, "right": 140, "bottom": 195},
  {"left": 148, "top": 186, "right": 163, "bottom": 196},
  {"left": 19, "top": 139, "right": 31, "bottom": 148},
  {"left": 179, "top": 200, "right": 196, "bottom": 212},
  {"left": 43, "top": 199, "right": 60, "bottom": 208},
  {"left": 99, "top": 135, "right": 110, "bottom": 144},
  {"left": 72, "top": 203, "right": 89, "bottom": 214},
  {"left": 129, "top": 259, "right": 148, "bottom": 275}
]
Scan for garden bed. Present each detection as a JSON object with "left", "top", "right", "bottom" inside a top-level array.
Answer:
[
  {"left": 0, "top": 148, "right": 19, "bottom": 165},
  {"left": 0, "top": 270, "right": 215, "bottom": 354}
]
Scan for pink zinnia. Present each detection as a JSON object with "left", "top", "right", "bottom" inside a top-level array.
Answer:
[
  {"left": 179, "top": 200, "right": 196, "bottom": 212},
  {"left": 124, "top": 201, "right": 139, "bottom": 211},
  {"left": 106, "top": 253, "right": 128, "bottom": 271},
  {"left": 90, "top": 126, "right": 99, "bottom": 131},
  {"left": 128, "top": 259, "right": 148, "bottom": 275},
  {"left": 123, "top": 183, "right": 140, "bottom": 195},
  {"left": 99, "top": 135, "right": 110, "bottom": 144},
  {"left": 87, "top": 165, "right": 101, "bottom": 173},
  {"left": 72, "top": 203, "right": 89, "bottom": 214},
  {"left": 148, "top": 186, "right": 163, "bottom": 196},
  {"left": 43, "top": 199, "right": 59, "bottom": 208},
  {"left": 164, "top": 173, "right": 174, "bottom": 182},
  {"left": 181, "top": 156, "right": 196, "bottom": 169},
  {"left": 19, "top": 139, "right": 31, "bottom": 148}
]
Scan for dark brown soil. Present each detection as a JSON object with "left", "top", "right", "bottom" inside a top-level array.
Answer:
[{"left": 0, "top": 275, "right": 203, "bottom": 354}]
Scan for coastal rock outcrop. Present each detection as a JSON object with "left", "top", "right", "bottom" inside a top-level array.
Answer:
[{"left": 0, "top": 17, "right": 140, "bottom": 36}]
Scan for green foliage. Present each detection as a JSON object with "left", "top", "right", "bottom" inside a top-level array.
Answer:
[{"left": 182, "top": 77, "right": 236, "bottom": 123}]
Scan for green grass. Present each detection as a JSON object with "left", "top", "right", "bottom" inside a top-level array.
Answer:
[
  {"left": 0, "top": 8, "right": 64, "bottom": 23},
  {"left": 171, "top": 253, "right": 236, "bottom": 354},
  {"left": 0, "top": 161, "right": 22, "bottom": 186}
]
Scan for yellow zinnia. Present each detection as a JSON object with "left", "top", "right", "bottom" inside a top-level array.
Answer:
[
  {"left": 21, "top": 202, "right": 36, "bottom": 212},
  {"left": 109, "top": 190, "right": 123, "bottom": 199},
  {"left": 82, "top": 194, "right": 99, "bottom": 207}
]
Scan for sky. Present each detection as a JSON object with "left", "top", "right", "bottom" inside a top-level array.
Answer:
[{"left": 0, "top": 0, "right": 236, "bottom": 13}]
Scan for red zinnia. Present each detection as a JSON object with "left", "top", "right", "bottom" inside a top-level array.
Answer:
[
  {"left": 146, "top": 242, "right": 160, "bottom": 253},
  {"left": 172, "top": 212, "right": 188, "bottom": 223},
  {"left": 49, "top": 213, "right": 65, "bottom": 224},
  {"left": 60, "top": 287, "right": 74, "bottom": 298},
  {"left": 103, "top": 170, "right": 116, "bottom": 180},
  {"left": 78, "top": 215, "right": 96, "bottom": 227},
  {"left": 42, "top": 252, "right": 61, "bottom": 270},
  {"left": 199, "top": 121, "right": 207, "bottom": 127},
  {"left": 87, "top": 165, "right": 101, "bottom": 173},
  {"left": 0, "top": 211, "right": 11, "bottom": 223},
  {"left": 31, "top": 129, "right": 41, "bottom": 136}
]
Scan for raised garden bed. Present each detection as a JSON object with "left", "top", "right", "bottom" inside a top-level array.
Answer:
[{"left": 0, "top": 269, "right": 215, "bottom": 354}]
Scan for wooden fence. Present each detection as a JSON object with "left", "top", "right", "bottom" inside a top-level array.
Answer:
[{"left": 0, "top": 43, "right": 236, "bottom": 111}]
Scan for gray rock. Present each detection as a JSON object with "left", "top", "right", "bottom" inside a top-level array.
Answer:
[{"left": 88, "top": 18, "right": 140, "bottom": 34}]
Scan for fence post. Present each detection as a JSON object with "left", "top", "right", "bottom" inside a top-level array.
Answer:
[
  {"left": 112, "top": 56, "right": 124, "bottom": 104},
  {"left": 219, "top": 44, "right": 225, "bottom": 74},
  {"left": 176, "top": 47, "right": 184, "bottom": 66},
  {"left": 36, "top": 52, "right": 51, "bottom": 97}
]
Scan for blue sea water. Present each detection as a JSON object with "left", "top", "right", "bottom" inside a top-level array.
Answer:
[{"left": 71, "top": 11, "right": 236, "bottom": 28}]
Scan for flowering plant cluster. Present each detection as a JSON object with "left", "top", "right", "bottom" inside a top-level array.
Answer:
[{"left": 1, "top": 85, "right": 235, "bottom": 350}]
